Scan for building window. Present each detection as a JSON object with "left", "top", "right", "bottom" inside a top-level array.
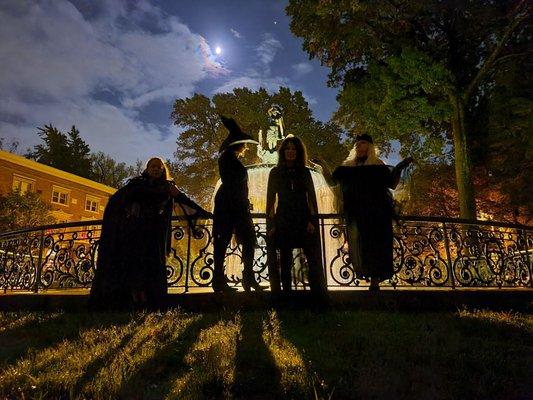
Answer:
[
  {"left": 85, "top": 196, "right": 99, "bottom": 213},
  {"left": 51, "top": 186, "right": 69, "bottom": 205},
  {"left": 12, "top": 174, "right": 35, "bottom": 194}
]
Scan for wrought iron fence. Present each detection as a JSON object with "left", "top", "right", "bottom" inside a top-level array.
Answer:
[{"left": 1, "top": 215, "right": 531, "bottom": 292}]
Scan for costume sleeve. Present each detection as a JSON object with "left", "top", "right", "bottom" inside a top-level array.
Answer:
[
  {"left": 390, "top": 157, "right": 413, "bottom": 189},
  {"left": 173, "top": 190, "right": 209, "bottom": 215},
  {"left": 219, "top": 151, "right": 246, "bottom": 185},
  {"left": 266, "top": 168, "right": 278, "bottom": 228},
  {"left": 218, "top": 151, "right": 249, "bottom": 211},
  {"left": 305, "top": 168, "right": 319, "bottom": 221}
]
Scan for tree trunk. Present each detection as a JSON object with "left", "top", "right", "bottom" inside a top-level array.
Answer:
[{"left": 450, "top": 94, "right": 477, "bottom": 220}]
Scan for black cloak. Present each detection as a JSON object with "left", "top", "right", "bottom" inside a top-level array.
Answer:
[
  {"left": 89, "top": 176, "right": 206, "bottom": 310},
  {"left": 332, "top": 165, "right": 396, "bottom": 281}
]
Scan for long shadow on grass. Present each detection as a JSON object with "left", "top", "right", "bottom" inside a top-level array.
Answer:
[
  {"left": 232, "top": 311, "right": 282, "bottom": 399},
  {"left": 0, "top": 312, "right": 132, "bottom": 367},
  {"left": 70, "top": 313, "right": 149, "bottom": 397},
  {"left": 116, "top": 312, "right": 218, "bottom": 399}
]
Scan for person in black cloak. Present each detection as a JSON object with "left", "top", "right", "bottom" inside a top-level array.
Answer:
[
  {"left": 89, "top": 157, "right": 212, "bottom": 310},
  {"left": 314, "top": 134, "right": 413, "bottom": 291},
  {"left": 266, "top": 136, "right": 327, "bottom": 297},
  {"left": 212, "top": 115, "right": 264, "bottom": 293}
]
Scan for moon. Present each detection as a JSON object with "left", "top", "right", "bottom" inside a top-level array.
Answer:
[{"left": 215, "top": 46, "right": 222, "bottom": 55}]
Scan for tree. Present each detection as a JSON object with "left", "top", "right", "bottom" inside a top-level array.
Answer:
[
  {"left": 469, "top": 53, "right": 532, "bottom": 224},
  {"left": 172, "top": 87, "right": 347, "bottom": 205},
  {"left": 401, "top": 162, "right": 460, "bottom": 217},
  {"left": 27, "top": 124, "right": 93, "bottom": 179},
  {"left": 90, "top": 152, "right": 136, "bottom": 188},
  {"left": 287, "top": 0, "right": 531, "bottom": 219},
  {"left": 0, "top": 190, "right": 53, "bottom": 232},
  {"left": 67, "top": 126, "right": 92, "bottom": 178}
]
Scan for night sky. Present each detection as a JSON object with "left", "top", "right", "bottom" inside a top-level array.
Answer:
[{"left": 0, "top": 0, "right": 339, "bottom": 165}]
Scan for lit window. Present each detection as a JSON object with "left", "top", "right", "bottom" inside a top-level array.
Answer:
[
  {"left": 85, "top": 196, "right": 99, "bottom": 212},
  {"left": 12, "top": 175, "right": 35, "bottom": 194},
  {"left": 51, "top": 187, "right": 69, "bottom": 205}
]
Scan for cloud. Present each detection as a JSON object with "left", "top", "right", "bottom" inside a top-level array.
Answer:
[
  {"left": 0, "top": 0, "right": 226, "bottom": 164},
  {"left": 213, "top": 76, "right": 291, "bottom": 95},
  {"left": 230, "top": 28, "right": 242, "bottom": 39},
  {"left": 255, "top": 33, "right": 283, "bottom": 70},
  {"left": 212, "top": 33, "right": 318, "bottom": 107},
  {"left": 292, "top": 62, "right": 313, "bottom": 77}
]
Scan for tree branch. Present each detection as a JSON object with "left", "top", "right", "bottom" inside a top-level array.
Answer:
[{"left": 463, "top": 3, "right": 530, "bottom": 102}]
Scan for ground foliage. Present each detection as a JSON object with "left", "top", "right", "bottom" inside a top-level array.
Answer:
[{"left": 0, "top": 309, "right": 530, "bottom": 399}]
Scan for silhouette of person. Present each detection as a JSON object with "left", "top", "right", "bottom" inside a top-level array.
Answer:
[
  {"left": 212, "top": 116, "right": 264, "bottom": 293},
  {"left": 266, "top": 136, "right": 327, "bottom": 297},
  {"left": 315, "top": 134, "right": 413, "bottom": 291},
  {"left": 89, "top": 157, "right": 211, "bottom": 310}
]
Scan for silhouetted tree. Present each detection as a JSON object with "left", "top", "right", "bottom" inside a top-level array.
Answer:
[{"left": 27, "top": 124, "right": 92, "bottom": 178}]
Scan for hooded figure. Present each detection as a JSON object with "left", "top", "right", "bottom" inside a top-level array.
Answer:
[{"left": 212, "top": 116, "right": 263, "bottom": 293}]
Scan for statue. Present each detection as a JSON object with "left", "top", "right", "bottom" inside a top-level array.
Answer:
[{"left": 257, "top": 104, "right": 285, "bottom": 164}]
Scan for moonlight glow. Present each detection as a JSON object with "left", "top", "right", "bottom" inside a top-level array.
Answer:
[{"left": 215, "top": 46, "right": 222, "bottom": 55}]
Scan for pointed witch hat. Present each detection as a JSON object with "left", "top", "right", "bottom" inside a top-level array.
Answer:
[{"left": 219, "top": 115, "right": 259, "bottom": 152}]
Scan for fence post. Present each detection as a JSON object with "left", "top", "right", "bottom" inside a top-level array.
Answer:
[
  {"left": 442, "top": 222, "right": 456, "bottom": 289},
  {"left": 319, "top": 215, "right": 328, "bottom": 289},
  {"left": 183, "top": 222, "right": 192, "bottom": 293},
  {"left": 520, "top": 228, "right": 533, "bottom": 289},
  {"left": 33, "top": 229, "right": 45, "bottom": 293}
]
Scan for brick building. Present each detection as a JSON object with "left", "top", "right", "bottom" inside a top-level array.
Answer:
[{"left": 0, "top": 150, "right": 116, "bottom": 223}]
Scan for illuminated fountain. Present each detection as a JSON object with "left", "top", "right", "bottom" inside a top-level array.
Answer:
[{"left": 213, "top": 105, "right": 341, "bottom": 288}]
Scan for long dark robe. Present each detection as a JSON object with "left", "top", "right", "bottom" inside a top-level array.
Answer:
[
  {"left": 266, "top": 166, "right": 326, "bottom": 294},
  {"left": 332, "top": 165, "right": 396, "bottom": 281},
  {"left": 89, "top": 176, "right": 204, "bottom": 310},
  {"left": 266, "top": 166, "right": 318, "bottom": 248}
]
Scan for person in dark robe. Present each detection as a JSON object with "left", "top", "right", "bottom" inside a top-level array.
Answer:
[
  {"left": 212, "top": 116, "right": 264, "bottom": 293},
  {"left": 266, "top": 136, "right": 327, "bottom": 297},
  {"left": 314, "top": 134, "right": 413, "bottom": 291},
  {"left": 89, "top": 157, "right": 212, "bottom": 310}
]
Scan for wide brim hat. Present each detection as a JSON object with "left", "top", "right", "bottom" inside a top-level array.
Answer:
[{"left": 219, "top": 115, "right": 259, "bottom": 152}]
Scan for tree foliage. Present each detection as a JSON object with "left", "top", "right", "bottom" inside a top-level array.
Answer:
[
  {"left": 0, "top": 190, "right": 53, "bottom": 232},
  {"left": 27, "top": 124, "right": 92, "bottom": 179},
  {"left": 25, "top": 124, "right": 140, "bottom": 188},
  {"left": 172, "top": 87, "right": 347, "bottom": 205},
  {"left": 287, "top": 0, "right": 531, "bottom": 218},
  {"left": 90, "top": 152, "right": 136, "bottom": 188}
]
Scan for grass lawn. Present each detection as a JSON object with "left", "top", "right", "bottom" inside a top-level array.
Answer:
[{"left": 0, "top": 308, "right": 531, "bottom": 399}]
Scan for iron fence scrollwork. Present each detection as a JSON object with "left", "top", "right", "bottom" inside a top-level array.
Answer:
[{"left": 0, "top": 216, "right": 531, "bottom": 292}]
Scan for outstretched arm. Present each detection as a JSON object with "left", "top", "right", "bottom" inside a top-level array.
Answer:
[
  {"left": 390, "top": 157, "right": 414, "bottom": 189},
  {"left": 311, "top": 157, "right": 336, "bottom": 187},
  {"left": 169, "top": 182, "right": 212, "bottom": 218}
]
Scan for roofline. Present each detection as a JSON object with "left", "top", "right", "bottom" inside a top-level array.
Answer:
[{"left": 0, "top": 150, "right": 117, "bottom": 194}]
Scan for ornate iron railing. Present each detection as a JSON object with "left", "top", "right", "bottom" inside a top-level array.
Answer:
[{"left": 0, "top": 215, "right": 531, "bottom": 292}]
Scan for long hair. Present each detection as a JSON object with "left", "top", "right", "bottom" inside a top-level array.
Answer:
[
  {"left": 342, "top": 142, "right": 383, "bottom": 166},
  {"left": 142, "top": 157, "right": 172, "bottom": 182},
  {"left": 277, "top": 136, "right": 308, "bottom": 168}
]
